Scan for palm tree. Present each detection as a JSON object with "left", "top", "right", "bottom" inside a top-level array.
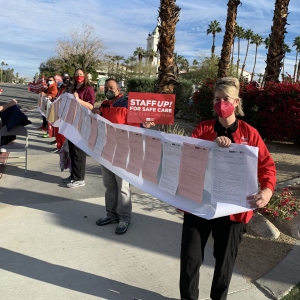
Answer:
[
  {"left": 145, "top": 49, "right": 158, "bottom": 64},
  {"left": 250, "top": 34, "right": 264, "bottom": 81},
  {"left": 112, "top": 55, "right": 124, "bottom": 68},
  {"left": 235, "top": 24, "right": 244, "bottom": 77},
  {"left": 282, "top": 43, "right": 291, "bottom": 80},
  {"left": 156, "top": 0, "right": 181, "bottom": 93},
  {"left": 207, "top": 20, "right": 222, "bottom": 57},
  {"left": 133, "top": 47, "right": 145, "bottom": 63},
  {"left": 240, "top": 29, "right": 254, "bottom": 80},
  {"left": 1, "top": 61, "right": 4, "bottom": 83},
  {"left": 218, "top": 1, "right": 241, "bottom": 78},
  {"left": 229, "top": 24, "right": 237, "bottom": 76},
  {"left": 264, "top": 0, "right": 290, "bottom": 83},
  {"left": 264, "top": 37, "right": 270, "bottom": 49},
  {"left": 292, "top": 36, "right": 300, "bottom": 82}
]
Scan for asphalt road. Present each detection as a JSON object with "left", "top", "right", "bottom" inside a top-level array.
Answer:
[{"left": 0, "top": 83, "right": 37, "bottom": 109}]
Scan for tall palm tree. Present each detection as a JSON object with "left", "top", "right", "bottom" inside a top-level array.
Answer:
[
  {"left": 133, "top": 47, "right": 145, "bottom": 63},
  {"left": 145, "top": 49, "right": 158, "bottom": 64},
  {"left": 240, "top": 29, "right": 254, "bottom": 80},
  {"left": 112, "top": 55, "right": 124, "bottom": 68},
  {"left": 1, "top": 61, "right": 4, "bottom": 83},
  {"left": 250, "top": 34, "right": 264, "bottom": 81},
  {"left": 218, "top": 1, "right": 241, "bottom": 78},
  {"left": 156, "top": 0, "right": 181, "bottom": 93},
  {"left": 264, "top": 37, "right": 270, "bottom": 49},
  {"left": 282, "top": 43, "right": 291, "bottom": 80},
  {"left": 235, "top": 24, "right": 244, "bottom": 77},
  {"left": 264, "top": 0, "right": 290, "bottom": 83},
  {"left": 207, "top": 20, "right": 222, "bottom": 57},
  {"left": 292, "top": 36, "right": 300, "bottom": 82},
  {"left": 229, "top": 24, "right": 237, "bottom": 76}
]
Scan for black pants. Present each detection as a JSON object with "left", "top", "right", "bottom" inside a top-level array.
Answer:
[
  {"left": 68, "top": 140, "right": 86, "bottom": 181},
  {"left": 42, "top": 116, "right": 47, "bottom": 128},
  {"left": 180, "top": 214, "right": 246, "bottom": 300}
]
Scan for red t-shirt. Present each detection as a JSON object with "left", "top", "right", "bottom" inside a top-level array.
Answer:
[{"left": 76, "top": 85, "right": 95, "bottom": 106}]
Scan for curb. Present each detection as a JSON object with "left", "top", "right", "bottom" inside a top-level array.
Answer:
[{"left": 255, "top": 240, "right": 300, "bottom": 299}]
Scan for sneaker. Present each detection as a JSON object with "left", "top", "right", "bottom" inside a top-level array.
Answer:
[
  {"left": 62, "top": 175, "right": 72, "bottom": 183},
  {"left": 43, "top": 133, "right": 49, "bottom": 138},
  {"left": 50, "top": 140, "right": 57, "bottom": 145},
  {"left": 96, "top": 217, "right": 119, "bottom": 226},
  {"left": 67, "top": 180, "right": 85, "bottom": 188},
  {"left": 50, "top": 148, "right": 59, "bottom": 153},
  {"left": 115, "top": 221, "right": 130, "bottom": 235}
]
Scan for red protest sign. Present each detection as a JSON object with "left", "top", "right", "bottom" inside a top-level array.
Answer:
[{"left": 127, "top": 92, "right": 175, "bottom": 125}]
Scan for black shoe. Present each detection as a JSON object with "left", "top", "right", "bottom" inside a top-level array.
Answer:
[
  {"left": 62, "top": 175, "right": 72, "bottom": 183},
  {"left": 96, "top": 217, "right": 119, "bottom": 226},
  {"left": 50, "top": 148, "right": 59, "bottom": 153},
  {"left": 50, "top": 140, "right": 57, "bottom": 145},
  {"left": 115, "top": 221, "right": 130, "bottom": 235}
]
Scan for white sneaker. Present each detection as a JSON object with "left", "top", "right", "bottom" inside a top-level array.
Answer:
[{"left": 67, "top": 180, "right": 85, "bottom": 188}]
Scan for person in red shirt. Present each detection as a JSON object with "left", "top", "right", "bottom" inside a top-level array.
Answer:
[
  {"left": 62, "top": 68, "right": 95, "bottom": 188},
  {"left": 180, "top": 77, "right": 276, "bottom": 300},
  {"left": 39, "top": 76, "right": 58, "bottom": 132},
  {"left": 94, "top": 78, "right": 153, "bottom": 235},
  {"left": 50, "top": 73, "right": 71, "bottom": 153}
]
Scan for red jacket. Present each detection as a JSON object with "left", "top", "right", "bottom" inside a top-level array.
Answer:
[
  {"left": 192, "top": 119, "right": 276, "bottom": 223},
  {"left": 45, "top": 83, "right": 58, "bottom": 99},
  {"left": 100, "top": 95, "right": 140, "bottom": 126}
]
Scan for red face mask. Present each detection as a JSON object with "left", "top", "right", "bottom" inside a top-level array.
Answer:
[
  {"left": 75, "top": 75, "right": 85, "bottom": 83},
  {"left": 214, "top": 101, "right": 235, "bottom": 118}
]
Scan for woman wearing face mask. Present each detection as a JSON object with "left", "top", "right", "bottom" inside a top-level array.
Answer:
[
  {"left": 180, "top": 77, "right": 276, "bottom": 300},
  {"left": 40, "top": 76, "right": 58, "bottom": 135},
  {"left": 62, "top": 68, "right": 95, "bottom": 188}
]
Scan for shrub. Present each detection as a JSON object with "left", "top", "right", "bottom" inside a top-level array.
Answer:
[
  {"left": 126, "top": 77, "right": 157, "bottom": 93},
  {"left": 259, "top": 186, "right": 300, "bottom": 220}
]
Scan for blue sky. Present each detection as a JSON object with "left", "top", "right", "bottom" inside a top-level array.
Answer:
[{"left": 0, "top": 0, "right": 299, "bottom": 79}]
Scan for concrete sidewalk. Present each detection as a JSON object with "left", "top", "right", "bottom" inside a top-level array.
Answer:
[{"left": 0, "top": 110, "right": 298, "bottom": 299}]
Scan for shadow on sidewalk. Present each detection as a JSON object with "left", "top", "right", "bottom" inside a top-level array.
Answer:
[{"left": 0, "top": 247, "right": 177, "bottom": 300}]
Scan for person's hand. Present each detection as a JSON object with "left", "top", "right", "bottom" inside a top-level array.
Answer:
[
  {"left": 41, "top": 92, "right": 45, "bottom": 96},
  {"left": 247, "top": 188, "right": 273, "bottom": 209},
  {"left": 214, "top": 136, "right": 231, "bottom": 147},
  {"left": 142, "top": 121, "right": 155, "bottom": 128},
  {"left": 48, "top": 96, "right": 52, "bottom": 100},
  {"left": 10, "top": 99, "right": 17, "bottom": 106},
  {"left": 92, "top": 107, "right": 100, "bottom": 115},
  {"left": 73, "top": 92, "right": 79, "bottom": 100}
]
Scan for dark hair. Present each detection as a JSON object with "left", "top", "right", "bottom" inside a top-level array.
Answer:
[
  {"left": 47, "top": 75, "right": 55, "bottom": 81},
  {"left": 72, "top": 68, "right": 91, "bottom": 92},
  {"left": 105, "top": 78, "right": 119, "bottom": 87}
]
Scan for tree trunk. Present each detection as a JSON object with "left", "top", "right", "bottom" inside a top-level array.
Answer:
[
  {"left": 240, "top": 40, "right": 250, "bottom": 80},
  {"left": 156, "top": 0, "right": 180, "bottom": 93},
  {"left": 264, "top": 0, "right": 290, "bottom": 83},
  {"left": 212, "top": 34, "right": 216, "bottom": 56},
  {"left": 230, "top": 37, "right": 235, "bottom": 75},
  {"left": 218, "top": 0, "right": 241, "bottom": 78},
  {"left": 251, "top": 45, "right": 258, "bottom": 81},
  {"left": 293, "top": 51, "right": 298, "bottom": 82},
  {"left": 297, "top": 60, "right": 300, "bottom": 81}
]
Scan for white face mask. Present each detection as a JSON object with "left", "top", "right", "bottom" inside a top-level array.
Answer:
[{"left": 48, "top": 80, "right": 54, "bottom": 85}]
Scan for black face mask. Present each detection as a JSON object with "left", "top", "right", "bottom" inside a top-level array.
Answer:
[
  {"left": 63, "top": 78, "right": 70, "bottom": 85},
  {"left": 105, "top": 90, "right": 116, "bottom": 100}
]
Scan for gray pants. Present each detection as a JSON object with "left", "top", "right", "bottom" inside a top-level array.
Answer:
[{"left": 100, "top": 165, "right": 132, "bottom": 223}]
